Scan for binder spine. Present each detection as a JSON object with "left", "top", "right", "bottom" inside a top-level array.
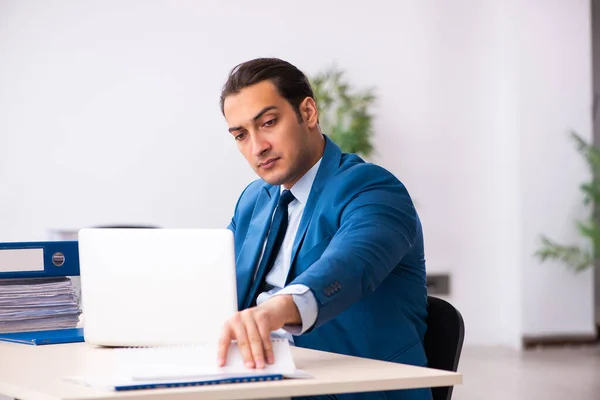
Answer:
[
  {"left": 0, "top": 241, "right": 80, "bottom": 278},
  {"left": 114, "top": 374, "right": 284, "bottom": 391}
]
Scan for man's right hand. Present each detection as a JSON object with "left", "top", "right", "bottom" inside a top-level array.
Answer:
[{"left": 217, "top": 294, "right": 300, "bottom": 369}]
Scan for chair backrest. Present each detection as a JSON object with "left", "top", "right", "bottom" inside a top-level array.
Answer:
[{"left": 424, "top": 295, "right": 465, "bottom": 400}]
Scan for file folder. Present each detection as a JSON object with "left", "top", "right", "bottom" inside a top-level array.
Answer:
[
  {"left": 0, "top": 328, "right": 84, "bottom": 345},
  {"left": 63, "top": 339, "right": 299, "bottom": 391},
  {"left": 0, "top": 241, "right": 79, "bottom": 278},
  {"left": 65, "top": 374, "right": 285, "bottom": 391}
]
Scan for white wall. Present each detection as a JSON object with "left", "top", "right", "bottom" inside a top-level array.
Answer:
[
  {"left": 517, "top": 0, "right": 595, "bottom": 337},
  {"left": 593, "top": 0, "right": 600, "bottom": 326},
  {"left": 429, "top": 0, "right": 596, "bottom": 346},
  {"left": 430, "top": 0, "right": 525, "bottom": 347},
  {"left": 0, "top": 0, "right": 595, "bottom": 346}
]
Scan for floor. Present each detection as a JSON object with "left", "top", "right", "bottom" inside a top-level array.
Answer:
[{"left": 452, "top": 344, "right": 600, "bottom": 400}]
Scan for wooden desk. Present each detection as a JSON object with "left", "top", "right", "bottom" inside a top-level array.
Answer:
[{"left": 0, "top": 342, "right": 461, "bottom": 400}]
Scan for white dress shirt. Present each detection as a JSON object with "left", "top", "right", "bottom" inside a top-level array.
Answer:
[{"left": 255, "top": 158, "right": 322, "bottom": 342}]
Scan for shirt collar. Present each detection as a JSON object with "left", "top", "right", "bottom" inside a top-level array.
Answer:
[{"left": 280, "top": 158, "right": 322, "bottom": 205}]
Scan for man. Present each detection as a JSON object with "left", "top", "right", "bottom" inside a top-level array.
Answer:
[{"left": 217, "top": 57, "right": 431, "bottom": 400}]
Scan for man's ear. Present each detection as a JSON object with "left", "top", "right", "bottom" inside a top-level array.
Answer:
[{"left": 300, "top": 97, "right": 319, "bottom": 128}]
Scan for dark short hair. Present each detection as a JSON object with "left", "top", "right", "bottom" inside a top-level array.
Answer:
[{"left": 219, "top": 58, "right": 314, "bottom": 122}]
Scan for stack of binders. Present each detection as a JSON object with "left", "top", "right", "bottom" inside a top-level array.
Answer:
[{"left": 0, "top": 241, "right": 82, "bottom": 334}]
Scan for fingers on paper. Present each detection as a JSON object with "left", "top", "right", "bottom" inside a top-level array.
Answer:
[
  {"left": 217, "top": 321, "right": 235, "bottom": 366},
  {"left": 217, "top": 310, "right": 275, "bottom": 369}
]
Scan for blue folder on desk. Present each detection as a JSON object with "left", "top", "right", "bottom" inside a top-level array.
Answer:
[
  {"left": 114, "top": 374, "right": 285, "bottom": 391},
  {"left": 0, "top": 241, "right": 80, "bottom": 278},
  {"left": 64, "top": 373, "right": 285, "bottom": 392},
  {"left": 63, "top": 339, "right": 302, "bottom": 391},
  {"left": 0, "top": 328, "right": 84, "bottom": 345}
]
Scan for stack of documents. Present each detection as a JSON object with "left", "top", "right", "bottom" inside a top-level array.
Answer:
[
  {"left": 0, "top": 277, "right": 81, "bottom": 333},
  {"left": 64, "top": 338, "right": 307, "bottom": 391}
]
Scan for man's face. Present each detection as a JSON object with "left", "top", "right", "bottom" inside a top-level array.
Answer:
[{"left": 223, "top": 80, "right": 312, "bottom": 188}]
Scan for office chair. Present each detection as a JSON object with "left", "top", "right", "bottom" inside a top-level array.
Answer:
[{"left": 424, "top": 296, "right": 465, "bottom": 400}]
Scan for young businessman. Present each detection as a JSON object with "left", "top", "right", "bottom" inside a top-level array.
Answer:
[{"left": 217, "top": 58, "right": 431, "bottom": 400}]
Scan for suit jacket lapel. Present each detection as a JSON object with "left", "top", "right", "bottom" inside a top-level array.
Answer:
[
  {"left": 236, "top": 185, "right": 279, "bottom": 310},
  {"left": 287, "top": 136, "right": 342, "bottom": 282}
]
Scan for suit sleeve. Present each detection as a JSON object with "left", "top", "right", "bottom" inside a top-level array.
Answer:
[{"left": 288, "top": 166, "right": 419, "bottom": 331}]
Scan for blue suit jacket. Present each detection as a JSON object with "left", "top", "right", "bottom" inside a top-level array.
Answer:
[{"left": 228, "top": 136, "right": 431, "bottom": 400}]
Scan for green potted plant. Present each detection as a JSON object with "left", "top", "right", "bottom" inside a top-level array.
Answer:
[
  {"left": 309, "top": 66, "right": 376, "bottom": 157},
  {"left": 535, "top": 131, "right": 600, "bottom": 272}
]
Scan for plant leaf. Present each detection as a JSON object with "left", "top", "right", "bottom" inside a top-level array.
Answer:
[{"left": 309, "top": 66, "right": 376, "bottom": 157}]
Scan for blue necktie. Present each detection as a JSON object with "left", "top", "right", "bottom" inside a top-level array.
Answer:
[{"left": 244, "top": 189, "right": 296, "bottom": 309}]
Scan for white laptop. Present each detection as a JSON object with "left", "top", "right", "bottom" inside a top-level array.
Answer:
[{"left": 77, "top": 228, "right": 238, "bottom": 347}]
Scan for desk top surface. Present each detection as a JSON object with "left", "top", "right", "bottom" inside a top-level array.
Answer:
[{"left": 0, "top": 341, "right": 461, "bottom": 400}]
